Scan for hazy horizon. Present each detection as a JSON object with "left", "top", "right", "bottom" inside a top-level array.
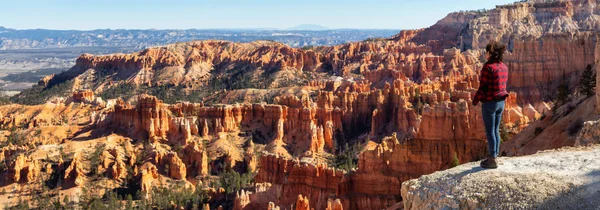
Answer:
[
  {"left": 1, "top": 0, "right": 517, "bottom": 30},
  {"left": 0, "top": 24, "right": 401, "bottom": 31}
]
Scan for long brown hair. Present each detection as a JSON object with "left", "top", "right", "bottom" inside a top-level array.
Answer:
[{"left": 486, "top": 41, "right": 506, "bottom": 63}]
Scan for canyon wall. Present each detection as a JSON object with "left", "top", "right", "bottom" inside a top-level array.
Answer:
[
  {"left": 506, "top": 33, "right": 598, "bottom": 103},
  {"left": 250, "top": 155, "right": 344, "bottom": 210},
  {"left": 338, "top": 134, "right": 486, "bottom": 210}
]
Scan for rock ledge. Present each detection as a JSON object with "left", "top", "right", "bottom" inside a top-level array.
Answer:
[{"left": 402, "top": 146, "right": 600, "bottom": 210}]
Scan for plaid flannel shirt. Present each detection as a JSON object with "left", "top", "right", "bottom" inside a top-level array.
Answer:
[{"left": 473, "top": 62, "right": 509, "bottom": 103}]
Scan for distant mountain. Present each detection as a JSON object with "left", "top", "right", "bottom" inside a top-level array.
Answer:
[
  {"left": 0, "top": 26, "right": 397, "bottom": 50},
  {"left": 286, "top": 24, "right": 329, "bottom": 31}
]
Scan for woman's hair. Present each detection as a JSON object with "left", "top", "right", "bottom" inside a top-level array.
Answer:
[{"left": 485, "top": 41, "right": 506, "bottom": 63}]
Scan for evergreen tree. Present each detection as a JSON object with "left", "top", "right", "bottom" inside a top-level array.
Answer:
[
  {"left": 556, "top": 73, "right": 569, "bottom": 107},
  {"left": 579, "top": 64, "right": 597, "bottom": 97},
  {"left": 125, "top": 194, "right": 134, "bottom": 210},
  {"left": 63, "top": 195, "right": 70, "bottom": 208}
]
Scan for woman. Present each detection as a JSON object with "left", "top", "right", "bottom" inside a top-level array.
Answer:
[{"left": 472, "top": 41, "right": 509, "bottom": 169}]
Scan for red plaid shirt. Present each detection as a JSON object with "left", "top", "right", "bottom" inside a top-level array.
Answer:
[{"left": 473, "top": 62, "right": 509, "bottom": 103}]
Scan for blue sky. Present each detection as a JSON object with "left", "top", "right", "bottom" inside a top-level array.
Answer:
[{"left": 1, "top": 0, "right": 518, "bottom": 30}]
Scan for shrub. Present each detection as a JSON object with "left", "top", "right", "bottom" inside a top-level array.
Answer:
[
  {"left": 567, "top": 119, "right": 585, "bottom": 136},
  {"left": 451, "top": 152, "right": 460, "bottom": 167},
  {"left": 499, "top": 124, "right": 510, "bottom": 144}
]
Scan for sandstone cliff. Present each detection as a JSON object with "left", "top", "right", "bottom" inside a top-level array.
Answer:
[
  {"left": 406, "top": 0, "right": 600, "bottom": 103},
  {"left": 253, "top": 154, "right": 344, "bottom": 210},
  {"left": 338, "top": 133, "right": 487, "bottom": 210}
]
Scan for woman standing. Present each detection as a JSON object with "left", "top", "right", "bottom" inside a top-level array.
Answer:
[{"left": 472, "top": 41, "right": 509, "bottom": 169}]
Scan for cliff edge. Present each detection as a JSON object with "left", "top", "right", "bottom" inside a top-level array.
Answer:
[{"left": 401, "top": 145, "right": 600, "bottom": 210}]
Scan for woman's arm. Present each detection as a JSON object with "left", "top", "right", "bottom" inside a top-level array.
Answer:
[{"left": 472, "top": 65, "right": 490, "bottom": 106}]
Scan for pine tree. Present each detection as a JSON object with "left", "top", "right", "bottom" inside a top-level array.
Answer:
[
  {"left": 579, "top": 64, "right": 597, "bottom": 97},
  {"left": 123, "top": 194, "right": 133, "bottom": 210},
  {"left": 556, "top": 73, "right": 569, "bottom": 107},
  {"left": 63, "top": 195, "right": 70, "bottom": 208}
]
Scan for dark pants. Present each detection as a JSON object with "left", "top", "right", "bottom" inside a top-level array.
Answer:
[{"left": 481, "top": 100, "right": 505, "bottom": 158}]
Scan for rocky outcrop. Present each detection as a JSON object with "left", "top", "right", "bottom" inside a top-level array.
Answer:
[
  {"left": 402, "top": 145, "right": 600, "bottom": 210},
  {"left": 143, "top": 147, "right": 188, "bottom": 180},
  {"left": 96, "top": 147, "right": 129, "bottom": 181},
  {"left": 254, "top": 155, "right": 344, "bottom": 210},
  {"left": 295, "top": 194, "right": 310, "bottom": 210},
  {"left": 267, "top": 202, "right": 281, "bottom": 210},
  {"left": 64, "top": 153, "right": 86, "bottom": 187},
  {"left": 244, "top": 141, "right": 258, "bottom": 173},
  {"left": 4, "top": 154, "right": 41, "bottom": 184},
  {"left": 233, "top": 190, "right": 251, "bottom": 210},
  {"left": 139, "top": 162, "right": 159, "bottom": 198},
  {"left": 109, "top": 95, "right": 171, "bottom": 142},
  {"left": 72, "top": 90, "right": 94, "bottom": 103},
  {"left": 576, "top": 118, "right": 600, "bottom": 146},
  {"left": 326, "top": 198, "right": 344, "bottom": 210},
  {"left": 165, "top": 152, "right": 186, "bottom": 180},
  {"left": 182, "top": 141, "right": 209, "bottom": 177}
]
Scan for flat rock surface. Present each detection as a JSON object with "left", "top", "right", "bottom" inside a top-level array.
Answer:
[{"left": 402, "top": 146, "right": 600, "bottom": 210}]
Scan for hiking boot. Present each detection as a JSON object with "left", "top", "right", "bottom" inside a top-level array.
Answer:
[{"left": 480, "top": 156, "right": 498, "bottom": 169}]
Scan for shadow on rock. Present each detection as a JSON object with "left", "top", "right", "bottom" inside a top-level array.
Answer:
[{"left": 536, "top": 170, "right": 600, "bottom": 210}]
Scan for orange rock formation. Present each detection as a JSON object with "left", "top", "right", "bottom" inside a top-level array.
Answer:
[
  {"left": 7, "top": 0, "right": 600, "bottom": 209},
  {"left": 64, "top": 153, "right": 86, "bottom": 187}
]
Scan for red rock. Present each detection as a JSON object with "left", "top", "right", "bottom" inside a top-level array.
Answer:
[
  {"left": 64, "top": 154, "right": 85, "bottom": 187},
  {"left": 233, "top": 190, "right": 251, "bottom": 210},
  {"left": 506, "top": 33, "right": 597, "bottom": 104},
  {"left": 5, "top": 154, "right": 40, "bottom": 184},
  {"left": 337, "top": 133, "right": 487, "bottom": 209},
  {"left": 325, "top": 198, "right": 343, "bottom": 210},
  {"left": 244, "top": 141, "right": 258, "bottom": 173},
  {"left": 165, "top": 152, "right": 186, "bottom": 180},
  {"left": 139, "top": 162, "right": 159, "bottom": 198},
  {"left": 182, "top": 141, "right": 209, "bottom": 177},
  {"left": 72, "top": 90, "right": 94, "bottom": 103},
  {"left": 295, "top": 194, "right": 310, "bottom": 210},
  {"left": 254, "top": 154, "right": 344, "bottom": 210},
  {"left": 267, "top": 202, "right": 280, "bottom": 210}
]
